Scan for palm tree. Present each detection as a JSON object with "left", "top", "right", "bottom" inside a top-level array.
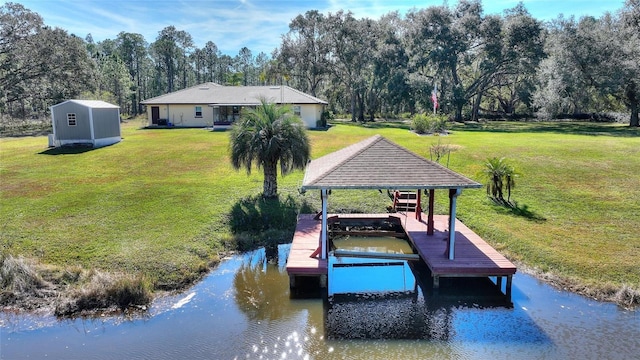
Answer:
[
  {"left": 504, "top": 164, "right": 518, "bottom": 203},
  {"left": 229, "top": 97, "right": 310, "bottom": 198},
  {"left": 482, "top": 157, "right": 504, "bottom": 200},
  {"left": 481, "top": 157, "right": 519, "bottom": 204}
]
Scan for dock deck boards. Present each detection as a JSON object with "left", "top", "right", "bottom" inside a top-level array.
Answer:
[
  {"left": 285, "top": 214, "right": 327, "bottom": 276},
  {"left": 285, "top": 213, "right": 516, "bottom": 283},
  {"left": 402, "top": 214, "right": 516, "bottom": 277}
]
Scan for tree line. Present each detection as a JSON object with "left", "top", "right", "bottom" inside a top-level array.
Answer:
[{"left": 1, "top": 0, "right": 638, "bottom": 126}]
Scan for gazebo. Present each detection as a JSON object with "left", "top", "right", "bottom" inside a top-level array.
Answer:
[{"left": 300, "top": 135, "right": 482, "bottom": 260}]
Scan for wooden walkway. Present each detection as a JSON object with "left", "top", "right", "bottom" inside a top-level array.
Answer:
[
  {"left": 285, "top": 214, "right": 327, "bottom": 287},
  {"left": 285, "top": 213, "right": 516, "bottom": 296}
]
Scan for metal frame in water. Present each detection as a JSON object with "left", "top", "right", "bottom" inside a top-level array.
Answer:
[{"left": 328, "top": 252, "right": 417, "bottom": 296}]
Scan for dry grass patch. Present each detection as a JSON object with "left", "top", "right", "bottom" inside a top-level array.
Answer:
[
  {"left": 1, "top": 254, "right": 152, "bottom": 316},
  {"left": 0, "top": 254, "right": 55, "bottom": 310},
  {"left": 55, "top": 270, "right": 152, "bottom": 316}
]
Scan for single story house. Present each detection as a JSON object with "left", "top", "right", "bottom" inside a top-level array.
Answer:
[
  {"left": 140, "top": 83, "right": 328, "bottom": 129},
  {"left": 50, "top": 100, "right": 121, "bottom": 148}
]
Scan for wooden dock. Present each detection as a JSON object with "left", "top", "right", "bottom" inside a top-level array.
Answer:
[
  {"left": 402, "top": 214, "right": 516, "bottom": 297},
  {"left": 285, "top": 214, "right": 328, "bottom": 288},
  {"left": 285, "top": 213, "right": 516, "bottom": 297}
]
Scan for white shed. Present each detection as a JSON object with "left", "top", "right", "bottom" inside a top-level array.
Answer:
[{"left": 50, "top": 100, "right": 121, "bottom": 148}]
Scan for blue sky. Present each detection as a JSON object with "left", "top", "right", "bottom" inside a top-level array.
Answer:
[{"left": 14, "top": 0, "right": 626, "bottom": 56}]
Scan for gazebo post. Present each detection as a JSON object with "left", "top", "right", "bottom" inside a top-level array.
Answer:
[
  {"left": 448, "top": 188, "right": 461, "bottom": 260},
  {"left": 416, "top": 190, "right": 422, "bottom": 221},
  {"left": 427, "top": 189, "right": 435, "bottom": 235},
  {"left": 321, "top": 188, "right": 328, "bottom": 260}
]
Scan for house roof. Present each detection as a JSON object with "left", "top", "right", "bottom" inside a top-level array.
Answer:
[
  {"left": 52, "top": 100, "right": 120, "bottom": 109},
  {"left": 301, "top": 135, "right": 482, "bottom": 190},
  {"left": 140, "top": 83, "right": 328, "bottom": 106}
]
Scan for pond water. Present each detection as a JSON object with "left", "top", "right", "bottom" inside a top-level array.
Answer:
[
  {"left": 1, "top": 244, "right": 638, "bottom": 360},
  {"left": 332, "top": 236, "right": 414, "bottom": 254}
]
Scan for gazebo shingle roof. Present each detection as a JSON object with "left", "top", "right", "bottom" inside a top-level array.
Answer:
[{"left": 301, "top": 135, "right": 481, "bottom": 190}]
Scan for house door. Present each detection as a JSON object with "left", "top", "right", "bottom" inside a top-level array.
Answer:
[{"left": 151, "top": 106, "right": 160, "bottom": 124}]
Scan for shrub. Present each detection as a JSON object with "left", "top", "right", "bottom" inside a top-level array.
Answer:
[
  {"left": 432, "top": 115, "right": 450, "bottom": 133},
  {"left": 429, "top": 140, "right": 461, "bottom": 164},
  {"left": 411, "top": 113, "right": 431, "bottom": 134},
  {"left": 411, "top": 114, "right": 450, "bottom": 134}
]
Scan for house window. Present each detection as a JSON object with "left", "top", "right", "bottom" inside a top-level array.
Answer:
[
  {"left": 195, "top": 106, "right": 202, "bottom": 118},
  {"left": 293, "top": 106, "right": 301, "bottom": 117},
  {"left": 232, "top": 106, "right": 240, "bottom": 119},
  {"left": 67, "top": 113, "right": 77, "bottom": 126}
]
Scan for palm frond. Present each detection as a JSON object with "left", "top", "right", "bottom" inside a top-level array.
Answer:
[{"left": 228, "top": 97, "right": 311, "bottom": 197}]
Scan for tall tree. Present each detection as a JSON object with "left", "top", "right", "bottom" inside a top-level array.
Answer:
[
  {"left": 476, "top": 5, "right": 544, "bottom": 117},
  {"left": 534, "top": 7, "right": 639, "bottom": 126},
  {"left": 191, "top": 47, "right": 206, "bottom": 84},
  {"left": 323, "top": 11, "right": 375, "bottom": 121},
  {"left": 255, "top": 52, "right": 271, "bottom": 85},
  {"left": 0, "top": 2, "right": 94, "bottom": 119},
  {"left": 617, "top": 0, "right": 640, "bottom": 126},
  {"left": 115, "top": 32, "right": 148, "bottom": 115},
  {"left": 407, "top": 0, "right": 543, "bottom": 121},
  {"left": 237, "top": 47, "right": 253, "bottom": 86},
  {"left": 368, "top": 12, "right": 411, "bottom": 118},
  {"left": 407, "top": 2, "right": 476, "bottom": 120},
  {"left": 150, "top": 26, "right": 193, "bottom": 93},
  {"left": 533, "top": 16, "right": 592, "bottom": 116},
  {"left": 93, "top": 48, "right": 133, "bottom": 111},
  {"left": 279, "top": 10, "right": 329, "bottom": 96},
  {"left": 216, "top": 54, "right": 233, "bottom": 85},
  {"left": 229, "top": 98, "right": 310, "bottom": 198},
  {"left": 201, "top": 41, "right": 219, "bottom": 83}
]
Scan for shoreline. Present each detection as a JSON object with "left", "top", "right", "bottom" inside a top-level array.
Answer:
[
  {"left": 516, "top": 263, "right": 639, "bottom": 310},
  {"left": 1, "top": 254, "right": 637, "bottom": 320}
]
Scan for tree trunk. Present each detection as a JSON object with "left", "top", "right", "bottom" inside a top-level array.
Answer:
[
  {"left": 629, "top": 100, "right": 639, "bottom": 127},
  {"left": 455, "top": 104, "right": 463, "bottom": 122},
  {"left": 471, "top": 91, "right": 483, "bottom": 122},
  {"left": 350, "top": 90, "right": 356, "bottom": 122},
  {"left": 625, "top": 82, "right": 640, "bottom": 127},
  {"left": 356, "top": 92, "right": 365, "bottom": 122},
  {"left": 263, "top": 160, "right": 278, "bottom": 198},
  {"left": 631, "top": 110, "right": 639, "bottom": 127}
]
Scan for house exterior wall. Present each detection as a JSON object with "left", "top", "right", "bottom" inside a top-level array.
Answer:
[
  {"left": 146, "top": 105, "right": 165, "bottom": 125},
  {"left": 147, "top": 103, "right": 324, "bottom": 129},
  {"left": 147, "top": 104, "right": 213, "bottom": 127},
  {"left": 51, "top": 102, "right": 92, "bottom": 141},
  {"left": 91, "top": 108, "right": 121, "bottom": 139},
  {"left": 299, "top": 104, "right": 324, "bottom": 128}
]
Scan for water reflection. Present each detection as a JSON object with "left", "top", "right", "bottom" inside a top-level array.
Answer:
[
  {"left": 233, "top": 249, "right": 292, "bottom": 321},
  {"left": 327, "top": 292, "right": 436, "bottom": 340}
]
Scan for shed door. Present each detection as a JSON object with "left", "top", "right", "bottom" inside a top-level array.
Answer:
[{"left": 151, "top": 106, "right": 160, "bottom": 124}]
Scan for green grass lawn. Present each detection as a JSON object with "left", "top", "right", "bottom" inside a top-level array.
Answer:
[{"left": 1, "top": 120, "right": 638, "bottom": 306}]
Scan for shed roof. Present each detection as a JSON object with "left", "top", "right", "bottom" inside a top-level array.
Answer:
[
  {"left": 140, "top": 83, "right": 328, "bottom": 106},
  {"left": 52, "top": 100, "right": 120, "bottom": 109},
  {"left": 301, "top": 135, "right": 482, "bottom": 190}
]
